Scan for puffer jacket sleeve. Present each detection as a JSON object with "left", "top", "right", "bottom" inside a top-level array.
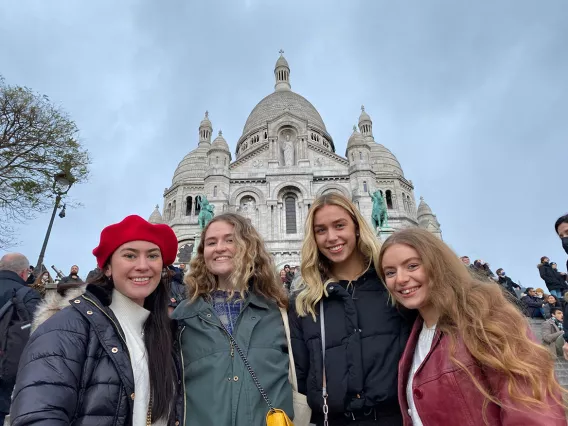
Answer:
[
  {"left": 288, "top": 300, "right": 310, "bottom": 396},
  {"left": 10, "top": 308, "right": 89, "bottom": 425}
]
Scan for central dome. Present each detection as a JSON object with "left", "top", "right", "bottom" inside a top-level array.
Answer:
[{"left": 242, "top": 90, "right": 327, "bottom": 137}]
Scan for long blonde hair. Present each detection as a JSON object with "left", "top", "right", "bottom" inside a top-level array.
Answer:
[
  {"left": 378, "top": 228, "right": 566, "bottom": 417},
  {"left": 185, "top": 213, "right": 288, "bottom": 308},
  {"left": 295, "top": 193, "right": 381, "bottom": 319}
]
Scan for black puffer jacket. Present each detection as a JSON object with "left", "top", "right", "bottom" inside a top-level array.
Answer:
[
  {"left": 288, "top": 269, "right": 414, "bottom": 424},
  {"left": 10, "top": 284, "right": 183, "bottom": 426},
  {"left": 538, "top": 262, "right": 564, "bottom": 291}
]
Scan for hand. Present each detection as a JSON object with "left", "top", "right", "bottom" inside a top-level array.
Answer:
[{"left": 563, "top": 342, "right": 568, "bottom": 361}]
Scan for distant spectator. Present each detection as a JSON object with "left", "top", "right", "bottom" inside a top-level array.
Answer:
[
  {"left": 459, "top": 255, "right": 471, "bottom": 266},
  {"left": 543, "top": 295, "right": 563, "bottom": 319},
  {"left": 495, "top": 268, "right": 521, "bottom": 297},
  {"left": 279, "top": 269, "right": 287, "bottom": 286},
  {"left": 25, "top": 265, "right": 36, "bottom": 284},
  {"left": 168, "top": 265, "right": 186, "bottom": 315},
  {"left": 535, "top": 288, "right": 545, "bottom": 300},
  {"left": 60, "top": 265, "right": 84, "bottom": 285},
  {"left": 550, "top": 262, "right": 568, "bottom": 295},
  {"left": 283, "top": 264, "right": 294, "bottom": 291},
  {"left": 538, "top": 256, "right": 563, "bottom": 298},
  {"left": 472, "top": 259, "right": 495, "bottom": 280},
  {"left": 555, "top": 213, "right": 568, "bottom": 273},
  {"left": 542, "top": 308, "right": 564, "bottom": 359},
  {"left": 0, "top": 253, "right": 41, "bottom": 423},
  {"left": 521, "top": 287, "right": 545, "bottom": 318}
]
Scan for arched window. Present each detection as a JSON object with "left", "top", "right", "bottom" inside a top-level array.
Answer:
[
  {"left": 195, "top": 196, "right": 202, "bottom": 215},
  {"left": 172, "top": 200, "right": 176, "bottom": 218},
  {"left": 166, "top": 203, "right": 172, "bottom": 221},
  {"left": 363, "top": 181, "right": 368, "bottom": 193},
  {"left": 407, "top": 195, "right": 412, "bottom": 212},
  {"left": 359, "top": 152, "right": 363, "bottom": 160},
  {"left": 285, "top": 195, "right": 297, "bottom": 234},
  {"left": 386, "top": 190, "right": 393, "bottom": 209},
  {"left": 224, "top": 157, "right": 227, "bottom": 166},
  {"left": 351, "top": 152, "right": 354, "bottom": 162},
  {"left": 186, "top": 196, "right": 193, "bottom": 216},
  {"left": 213, "top": 186, "right": 218, "bottom": 197},
  {"left": 216, "top": 156, "right": 219, "bottom": 165}
]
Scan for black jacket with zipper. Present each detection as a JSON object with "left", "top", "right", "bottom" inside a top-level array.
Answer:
[
  {"left": 288, "top": 268, "right": 415, "bottom": 423},
  {"left": 10, "top": 284, "right": 183, "bottom": 426}
]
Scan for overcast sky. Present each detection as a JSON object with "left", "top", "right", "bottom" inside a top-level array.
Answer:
[{"left": 1, "top": 0, "right": 567, "bottom": 285}]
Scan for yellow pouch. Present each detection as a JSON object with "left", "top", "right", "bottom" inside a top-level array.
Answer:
[{"left": 266, "top": 408, "right": 294, "bottom": 426}]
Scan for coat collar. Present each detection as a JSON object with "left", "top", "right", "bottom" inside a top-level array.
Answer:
[
  {"left": 171, "top": 290, "right": 269, "bottom": 320},
  {"left": 0, "top": 269, "right": 26, "bottom": 285}
]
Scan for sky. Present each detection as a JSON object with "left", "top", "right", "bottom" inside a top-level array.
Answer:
[{"left": 1, "top": 0, "right": 567, "bottom": 286}]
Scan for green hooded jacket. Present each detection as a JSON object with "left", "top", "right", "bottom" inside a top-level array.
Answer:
[{"left": 172, "top": 292, "right": 293, "bottom": 426}]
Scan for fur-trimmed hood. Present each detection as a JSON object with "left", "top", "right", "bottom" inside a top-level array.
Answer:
[{"left": 31, "top": 287, "right": 86, "bottom": 333}]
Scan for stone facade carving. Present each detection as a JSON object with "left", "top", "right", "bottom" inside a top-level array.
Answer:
[{"left": 153, "top": 53, "right": 442, "bottom": 267}]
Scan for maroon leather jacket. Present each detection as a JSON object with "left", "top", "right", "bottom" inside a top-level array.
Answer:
[{"left": 398, "top": 318, "right": 567, "bottom": 426}]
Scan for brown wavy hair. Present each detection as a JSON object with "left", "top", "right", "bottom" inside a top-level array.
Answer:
[
  {"left": 185, "top": 213, "right": 288, "bottom": 308},
  {"left": 378, "top": 228, "right": 566, "bottom": 420}
]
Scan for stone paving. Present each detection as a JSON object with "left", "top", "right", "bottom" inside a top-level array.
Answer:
[{"left": 528, "top": 318, "right": 568, "bottom": 388}]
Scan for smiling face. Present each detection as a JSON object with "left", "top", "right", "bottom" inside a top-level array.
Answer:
[
  {"left": 382, "top": 243, "right": 432, "bottom": 313},
  {"left": 105, "top": 240, "right": 163, "bottom": 306},
  {"left": 313, "top": 204, "right": 360, "bottom": 270},
  {"left": 203, "top": 220, "right": 236, "bottom": 286},
  {"left": 547, "top": 295, "right": 557, "bottom": 304}
]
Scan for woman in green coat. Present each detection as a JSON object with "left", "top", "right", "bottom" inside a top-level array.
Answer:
[{"left": 172, "top": 213, "right": 293, "bottom": 426}]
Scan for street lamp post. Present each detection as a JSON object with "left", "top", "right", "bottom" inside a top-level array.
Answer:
[{"left": 35, "top": 170, "right": 74, "bottom": 272}]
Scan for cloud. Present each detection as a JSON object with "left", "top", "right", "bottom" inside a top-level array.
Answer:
[{"left": 1, "top": 0, "right": 567, "bottom": 287}]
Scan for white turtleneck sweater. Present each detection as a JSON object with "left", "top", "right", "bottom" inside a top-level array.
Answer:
[{"left": 110, "top": 290, "right": 166, "bottom": 426}]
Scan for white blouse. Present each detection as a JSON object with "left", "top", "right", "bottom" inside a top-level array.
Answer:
[{"left": 406, "top": 322, "right": 437, "bottom": 426}]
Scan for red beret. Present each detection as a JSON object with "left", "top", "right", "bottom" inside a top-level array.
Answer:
[{"left": 92, "top": 215, "right": 178, "bottom": 268}]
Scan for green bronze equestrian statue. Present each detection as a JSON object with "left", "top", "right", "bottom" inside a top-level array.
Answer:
[{"left": 370, "top": 190, "right": 389, "bottom": 231}]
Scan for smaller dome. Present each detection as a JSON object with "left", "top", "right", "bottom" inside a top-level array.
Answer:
[
  {"left": 211, "top": 130, "right": 230, "bottom": 152},
  {"left": 149, "top": 205, "right": 163, "bottom": 224},
  {"left": 417, "top": 197, "right": 434, "bottom": 218},
  {"left": 275, "top": 51, "right": 289, "bottom": 69},
  {"left": 359, "top": 105, "right": 371, "bottom": 123},
  {"left": 200, "top": 111, "right": 212, "bottom": 128},
  {"left": 370, "top": 143, "right": 404, "bottom": 176},
  {"left": 346, "top": 125, "right": 365, "bottom": 152},
  {"left": 172, "top": 145, "right": 210, "bottom": 183}
]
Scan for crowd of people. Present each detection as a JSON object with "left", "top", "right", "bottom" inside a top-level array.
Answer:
[{"left": 1, "top": 197, "right": 568, "bottom": 425}]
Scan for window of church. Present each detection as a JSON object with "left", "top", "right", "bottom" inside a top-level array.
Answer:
[
  {"left": 386, "top": 190, "right": 393, "bottom": 209},
  {"left": 195, "top": 196, "right": 202, "bottom": 215},
  {"left": 186, "top": 196, "right": 193, "bottom": 216},
  {"left": 285, "top": 195, "right": 297, "bottom": 234},
  {"left": 359, "top": 152, "right": 363, "bottom": 160},
  {"left": 166, "top": 203, "right": 171, "bottom": 221},
  {"left": 216, "top": 156, "right": 219, "bottom": 164},
  {"left": 363, "top": 181, "right": 368, "bottom": 193},
  {"left": 172, "top": 200, "right": 176, "bottom": 218},
  {"left": 213, "top": 186, "right": 218, "bottom": 197},
  {"left": 224, "top": 157, "right": 227, "bottom": 166}
]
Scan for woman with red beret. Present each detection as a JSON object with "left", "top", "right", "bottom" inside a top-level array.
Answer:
[{"left": 10, "top": 215, "right": 183, "bottom": 426}]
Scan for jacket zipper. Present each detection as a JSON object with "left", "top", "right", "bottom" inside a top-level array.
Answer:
[
  {"left": 178, "top": 325, "right": 187, "bottom": 426},
  {"left": 199, "top": 315, "right": 235, "bottom": 357},
  {"left": 81, "top": 295, "right": 128, "bottom": 346}
]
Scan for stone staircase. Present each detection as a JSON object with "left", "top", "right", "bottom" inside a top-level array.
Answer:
[{"left": 527, "top": 318, "right": 568, "bottom": 387}]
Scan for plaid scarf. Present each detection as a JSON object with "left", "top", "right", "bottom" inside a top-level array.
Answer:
[
  {"left": 210, "top": 290, "right": 244, "bottom": 335},
  {"left": 553, "top": 317, "right": 564, "bottom": 331}
]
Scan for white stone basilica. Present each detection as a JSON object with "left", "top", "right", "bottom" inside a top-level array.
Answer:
[{"left": 149, "top": 53, "right": 442, "bottom": 268}]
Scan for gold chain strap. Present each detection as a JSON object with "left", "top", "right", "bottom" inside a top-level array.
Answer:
[{"left": 146, "top": 394, "right": 153, "bottom": 426}]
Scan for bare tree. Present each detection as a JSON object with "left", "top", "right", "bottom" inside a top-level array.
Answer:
[{"left": 0, "top": 76, "right": 91, "bottom": 248}]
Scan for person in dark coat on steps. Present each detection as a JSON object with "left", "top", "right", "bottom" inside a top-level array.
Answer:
[
  {"left": 289, "top": 193, "right": 413, "bottom": 426},
  {"left": 10, "top": 215, "right": 182, "bottom": 426},
  {"left": 0, "top": 253, "right": 41, "bottom": 424},
  {"left": 495, "top": 268, "right": 521, "bottom": 297},
  {"left": 538, "top": 257, "right": 563, "bottom": 299}
]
